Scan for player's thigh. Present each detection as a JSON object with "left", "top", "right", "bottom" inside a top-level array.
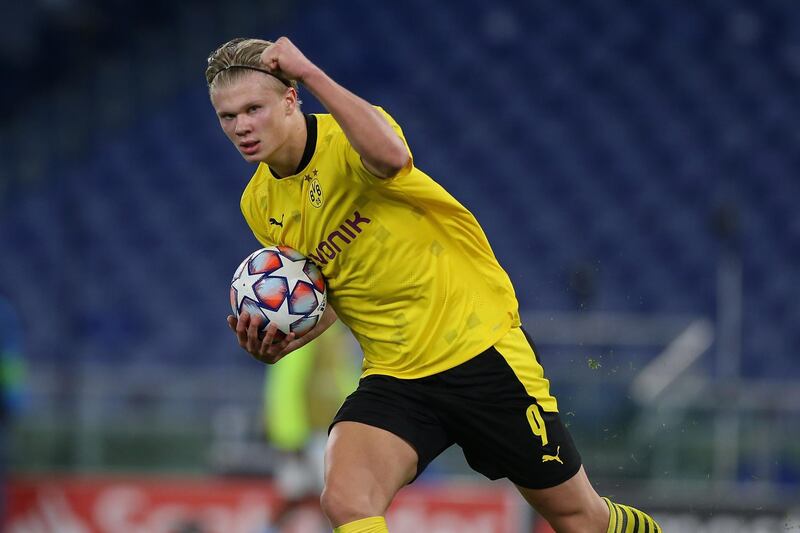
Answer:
[
  {"left": 515, "top": 466, "right": 608, "bottom": 532},
  {"left": 323, "top": 421, "right": 418, "bottom": 513}
]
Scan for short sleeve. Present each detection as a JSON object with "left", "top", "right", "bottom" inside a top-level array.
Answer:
[
  {"left": 340, "top": 106, "right": 414, "bottom": 182},
  {"left": 240, "top": 168, "right": 276, "bottom": 248}
]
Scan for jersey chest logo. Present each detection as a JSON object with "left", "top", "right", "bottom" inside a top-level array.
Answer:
[
  {"left": 307, "top": 210, "right": 371, "bottom": 266},
  {"left": 304, "top": 170, "right": 324, "bottom": 208}
]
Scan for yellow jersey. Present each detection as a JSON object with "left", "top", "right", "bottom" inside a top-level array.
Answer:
[{"left": 240, "top": 108, "right": 521, "bottom": 379}]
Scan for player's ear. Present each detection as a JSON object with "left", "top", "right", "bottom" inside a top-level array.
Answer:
[{"left": 284, "top": 87, "right": 299, "bottom": 114}]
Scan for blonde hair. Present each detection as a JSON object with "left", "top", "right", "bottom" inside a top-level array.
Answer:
[{"left": 206, "top": 38, "right": 299, "bottom": 94}]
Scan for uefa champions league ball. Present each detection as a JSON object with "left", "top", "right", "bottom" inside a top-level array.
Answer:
[{"left": 230, "top": 246, "right": 327, "bottom": 340}]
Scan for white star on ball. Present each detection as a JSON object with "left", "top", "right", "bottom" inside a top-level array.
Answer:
[
  {"left": 261, "top": 294, "right": 299, "bottom": 334},
  {"left": 271, "top": 254, "right": 314, "bottom": 293},
  {"left": 232, "top": 265, "right": 265, "bottom": 314}
]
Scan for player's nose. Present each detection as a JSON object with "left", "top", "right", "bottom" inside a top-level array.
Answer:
[{"left": 234, "top": 116, "right": 252, "bottom": 136}]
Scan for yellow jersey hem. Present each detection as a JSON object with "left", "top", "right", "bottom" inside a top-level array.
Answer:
[{"left": 359, "top": 321, "right": 513, "bottom": 380}]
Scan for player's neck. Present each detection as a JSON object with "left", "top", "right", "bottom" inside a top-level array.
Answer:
[{"left": 266, "top": 112, "right": 308, "bottom": 178}]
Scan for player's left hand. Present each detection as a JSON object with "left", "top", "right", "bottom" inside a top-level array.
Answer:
[
  {"left": 227, "top": 313, "right": 296, "bottom": 364},
  {"left": 228, "top": 312, "right": 320, "bottom": 365},
  {"left": 260, "top": 36, "right": 318, "bottom": 84}
]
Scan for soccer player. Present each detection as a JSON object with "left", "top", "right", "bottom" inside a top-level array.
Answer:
[{"left": 208, "top": 37, "right": 660, "bottom": 533}]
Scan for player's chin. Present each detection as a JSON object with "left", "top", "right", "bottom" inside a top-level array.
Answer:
[{"left": 240, "top": 151, "right": 262, "bottom": 163}]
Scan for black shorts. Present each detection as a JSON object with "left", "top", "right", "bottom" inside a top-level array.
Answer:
[{"left": 330, "top": 327, "right": 582, "bottom": 489}]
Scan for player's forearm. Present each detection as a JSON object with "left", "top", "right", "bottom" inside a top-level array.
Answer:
[
  {"left": 294, "top": 304, "right": 338, "bottom": 349},
  {"left": 317, "top": 304, "right": 338, "bottom": 333},
  {"left": 302, "top": 67, "right": 409, "bottom": 178}
]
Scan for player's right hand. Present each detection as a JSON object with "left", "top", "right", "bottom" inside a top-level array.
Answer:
[
  {"left": 227, "top": 312, "right": 297, "bottom": 364},
  {"left": 260, "top": 36, "right": 318, "bottom": 84}
]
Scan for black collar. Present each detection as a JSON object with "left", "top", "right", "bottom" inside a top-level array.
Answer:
[{"left": 269, "top": 113, "right": 317, "bottom": 179}]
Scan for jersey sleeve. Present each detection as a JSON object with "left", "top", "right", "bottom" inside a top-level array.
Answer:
[
  {"left": 240, "top": 168, "right": 275, "bottom": 248},
  {"left": 246, "top": 217, "right": 273, "bottom": 248},
  {"left": 338, "top": 106, "right": 414, "bottom": 183}
]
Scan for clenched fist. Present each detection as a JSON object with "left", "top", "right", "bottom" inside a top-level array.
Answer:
[{"left": 260, "top": 36, "right": 319, "bottom": 84}]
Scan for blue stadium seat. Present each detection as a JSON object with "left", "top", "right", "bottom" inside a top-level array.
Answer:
[{"left": 0, "top": 1, "right": 797, "bottom": 380}]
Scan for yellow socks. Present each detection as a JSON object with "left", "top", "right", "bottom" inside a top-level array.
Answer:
[
  {"left": 331, "top": 502, "right": 660, "bottom": 532},
  {"left": 333, "top": 516, "right": 389, "bottom": 533},
  {"left": 604, "top": 497, "right": 661, "bottom": 533}
]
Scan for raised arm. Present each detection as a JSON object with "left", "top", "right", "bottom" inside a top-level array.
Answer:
[{"left": 260, "top": 37, "right": 410, "bottom": 178}]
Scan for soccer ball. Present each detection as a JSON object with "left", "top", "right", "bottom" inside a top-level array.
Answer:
[{"left": 230, "top": 246, "right": 326, "bottom": 340}]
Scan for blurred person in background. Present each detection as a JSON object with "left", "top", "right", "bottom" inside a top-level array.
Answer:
[
  {"left": 0, "top": 294, "right": 26, "bottom": 524},
  {"left": 208, "top": 37, "right": 660, "bottom": 533},
  {"left": 263, "top": 321, "right": 359, "bottom": 532}
]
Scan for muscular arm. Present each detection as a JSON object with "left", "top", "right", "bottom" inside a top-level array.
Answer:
[
  {"left": 261, "top": 37, "right": 410, "bottom": 178},
  {"left": 302, "top": 69, "right": 409, "bottom": 178},
  {"left": 276, "top": 303, "right": 338, "bottom": 357}
]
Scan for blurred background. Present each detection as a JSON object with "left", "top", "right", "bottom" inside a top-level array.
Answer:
[{"left": 1, "top": 0, "right": 799, "bottom": 531}]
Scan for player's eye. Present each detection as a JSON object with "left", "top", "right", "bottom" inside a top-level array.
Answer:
[
  {"left": 247, "top": 105, "right": 261, "bottom": 114},
  {"left": 220, "top": 114, "right": 235, "bottom": 121}
]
